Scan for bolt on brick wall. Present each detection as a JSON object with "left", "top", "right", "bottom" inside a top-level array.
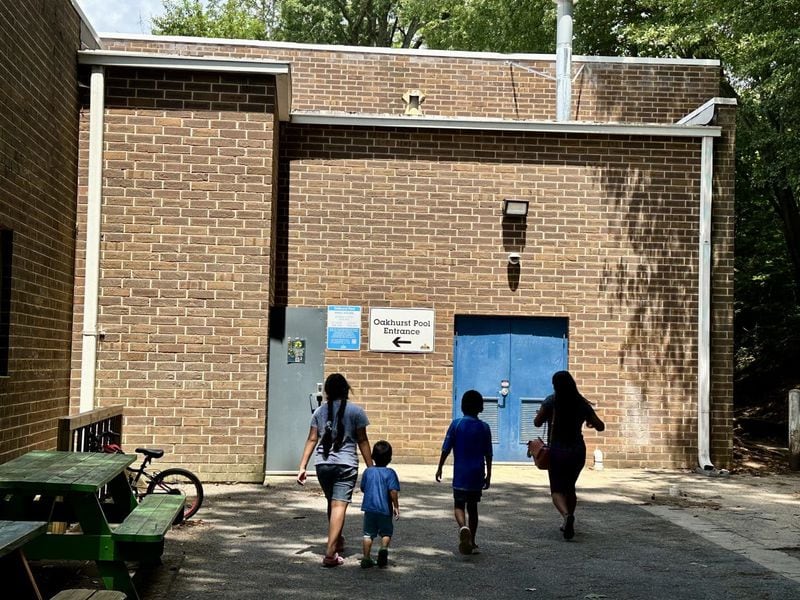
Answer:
[
  {"left": 0, "top": 0, "right": 81, "bottom": 462},
  {"left": 70, "top": 68, "right": 278, "bottom": 481},
  {"left": 104, "top": 38, "right": 719, "bottom": 125},
  {"left": 276, "top": 124, "right": 730, "bottom": 468}
]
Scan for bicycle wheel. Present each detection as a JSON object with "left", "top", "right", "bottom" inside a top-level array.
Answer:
[{"left": 146, "top": 468, "right": 204, "bottom": 521}]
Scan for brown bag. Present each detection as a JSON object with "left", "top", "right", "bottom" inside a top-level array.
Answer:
[
  {"left": 527, "top": 405, "right": 554, "bottom": 470},
  {"left": 527, "top": 437, "right": 550, "bottom": 470}
]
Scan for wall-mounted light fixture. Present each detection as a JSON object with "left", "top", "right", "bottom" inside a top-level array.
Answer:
[{"left": 502, "top": 199, "right": 529, "bottom": 217}]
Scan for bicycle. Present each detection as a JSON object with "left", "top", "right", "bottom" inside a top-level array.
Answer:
[{"left": 88, "top": 430, "right": 204, "bottom": 521}]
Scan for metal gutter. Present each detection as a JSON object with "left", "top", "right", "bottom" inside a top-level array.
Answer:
[
  {"left": 79, "top": 66, "right": 105, "bottom": 412},
  {"left": 677, "top": 97, "right": 738, "bottom": 126},
  {"left": 697, "top": 135, "right": 715, "bottom": 471},
  {"left": 78, "top": 50, "right": 293, "bottom": 121},
  {"left": 290, "top": 113, "right": 722, "bottom": 138}
]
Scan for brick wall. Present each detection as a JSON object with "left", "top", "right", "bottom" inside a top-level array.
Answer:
[
  {"left": 70, "top": 67, "right": 278, "bottom": 481},
  {"left": 277, "top": 125, "right": 727, "bottom": 468},
  {"left": 72, "top": 38, "right": 733, "bottom": 476},
  {"left": 104, "top": 38, "right": 719, "bottom": 124},
  {"left": 0, "top": 0, "right": 81, "bottom": 461}
]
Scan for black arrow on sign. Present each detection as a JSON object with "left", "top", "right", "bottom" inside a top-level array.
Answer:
[{"left": 392, "top": 337, "right": 412, "bottom": 348}]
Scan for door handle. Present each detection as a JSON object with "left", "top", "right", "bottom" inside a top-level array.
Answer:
[{"left": 498, "top": 379, "right": 510, "bottom": 408}]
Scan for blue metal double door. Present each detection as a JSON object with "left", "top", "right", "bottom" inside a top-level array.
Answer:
[{"left": 453, "top": 316, "right": 568, "bottom": 462}]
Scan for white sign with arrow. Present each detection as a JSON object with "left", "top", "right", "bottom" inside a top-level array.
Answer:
[{"left": 368, "top": 307, "right": 435, "bottom": 353}]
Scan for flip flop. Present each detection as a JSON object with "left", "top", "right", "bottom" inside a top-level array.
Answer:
[
  {"left": 323, "top": 553, "right": 344, "bottom": 567},
  {"left": 458, "top": 526, "right": 473, "bottom": 555}
]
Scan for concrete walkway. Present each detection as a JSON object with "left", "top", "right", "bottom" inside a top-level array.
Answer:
[{"left": 38, "top": 465, "right": 800, "bottom": 599}]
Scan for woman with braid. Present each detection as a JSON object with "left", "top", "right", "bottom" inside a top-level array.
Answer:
[{"left": 297, "top": 373, "right": 373, "bottom": 567}]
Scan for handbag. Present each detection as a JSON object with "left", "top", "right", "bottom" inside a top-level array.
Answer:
[
  {"left": 527, "top": 437, "right": 550, "bottom": 470},
  {"left": 527, "top": 406, "right": 554, "bottom": 470}
]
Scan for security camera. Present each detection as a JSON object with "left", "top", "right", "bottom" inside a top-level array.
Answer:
[{"left": 508, "top": 252, "right": 521, "bottom": 265}]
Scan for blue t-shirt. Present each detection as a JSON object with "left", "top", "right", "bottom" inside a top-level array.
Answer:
[
  {"left": 360, "top": 466, "right": 400, "bottom": 516},
  {"left": 441, "top": 416, "right": 493, "bottom": 491},
  {"left": 310, "top": 400, "right": 370, "bottom": 468}
]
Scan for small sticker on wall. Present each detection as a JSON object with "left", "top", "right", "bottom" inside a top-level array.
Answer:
[{"left": 287, "top": 338, "right": 306, "bottom": 364}]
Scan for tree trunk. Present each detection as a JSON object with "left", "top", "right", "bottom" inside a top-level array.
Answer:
[{"left": 773, "top": 184, "right": 800, "bottom": 300}]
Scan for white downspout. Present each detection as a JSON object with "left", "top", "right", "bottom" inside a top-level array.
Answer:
[
  {"left": 555, "top": 0, "right": 574, "bottom": 122},
  {"left": 79, "top": 65, "right": 105, "bottom": 412},
  {"left": 697, "top": 135, "right": 714, "bottom": 470}
]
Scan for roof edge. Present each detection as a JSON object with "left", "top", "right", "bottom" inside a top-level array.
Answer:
[
  {"left": 291, "top": 113, "right": 723, "bottom": 138},
  {"left": 98, "top": 33, "right": 721, "bottom": 67}
]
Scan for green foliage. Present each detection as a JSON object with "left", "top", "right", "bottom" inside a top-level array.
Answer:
[{"left": 153, "top": 0, "right": 278, "bottom": 40}]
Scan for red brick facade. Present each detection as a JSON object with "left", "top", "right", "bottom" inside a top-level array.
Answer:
[
  {"left": 0, "top": 0, "right": 82, "bottom": 461},
  {"left": 58, "top": 36, "right": 735, "bottom": 480}
]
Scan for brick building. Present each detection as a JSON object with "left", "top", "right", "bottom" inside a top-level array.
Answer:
[
  {"left": 0, "top": 0, "right": 98, "bottom": 462},
  {"left": 1, "top": 2, "right": 736, "bottom": 481}
]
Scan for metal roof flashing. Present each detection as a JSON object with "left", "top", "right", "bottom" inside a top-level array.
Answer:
[
  {"left": 77, "top": 50, "right": 293, "bottom": 121},
  {"left": 290, "top": 112, "right": 722, "bottom": 138}
]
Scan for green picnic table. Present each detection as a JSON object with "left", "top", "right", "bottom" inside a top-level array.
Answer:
[
  {"left": 0, "top": 519, "right": 48, "bottom": 600},
  {"left": 0, "top": 451, "right": 184, "bottom": 600}
]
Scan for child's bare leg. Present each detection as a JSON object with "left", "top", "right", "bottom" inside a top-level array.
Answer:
[
  {"left": 325, "top": 500, "right": 348, "bottom": 557},
  {"left": 380, "top": 535, "right": 391, "bottom": 549},
  {"left": 467, "top": 501, "right": 479, "bottom": 546},
  {"left": 454, "top": 506, "right": 467, "bottom": 529},
  {"left": 362, "top": 535, "right": 373, "bottom": 558}
]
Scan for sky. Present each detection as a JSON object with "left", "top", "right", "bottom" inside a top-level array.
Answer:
[{"left": 76, "top": 0, "right": 168, "bottom": 34}]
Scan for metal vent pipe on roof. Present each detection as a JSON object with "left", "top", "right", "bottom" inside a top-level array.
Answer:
[{"left": 555, "top": 0, "right": 574, "bottom": 121}]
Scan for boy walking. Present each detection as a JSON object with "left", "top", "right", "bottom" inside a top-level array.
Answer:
[
  {"left": 360, "top": 440, "right": 400, "bottom": 568},
  {"left": 435, "top": 390, "right": 493, "bottom": 555}
]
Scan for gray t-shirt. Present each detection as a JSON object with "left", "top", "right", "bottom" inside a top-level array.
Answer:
[{"left": 310, "top": 400, "right": 369, "bottom": 468}]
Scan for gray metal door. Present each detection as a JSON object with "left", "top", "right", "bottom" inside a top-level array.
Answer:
[{"left": 266, "top": 307, "right": 325, "bottom": 473}]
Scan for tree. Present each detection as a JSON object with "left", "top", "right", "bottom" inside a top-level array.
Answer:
[{"left": 153, "top": 0, "right": 279, "bottom": 40}]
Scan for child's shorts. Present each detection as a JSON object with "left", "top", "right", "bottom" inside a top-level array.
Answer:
[
  {"left": 315, "top": 464, "right": 358, "bottom": 503},
  {"left": 453, "top": 488, "right": 482, "bottom": 506},
  {"left": 362, "top": 511, "right": 394, "bottom": 539}
]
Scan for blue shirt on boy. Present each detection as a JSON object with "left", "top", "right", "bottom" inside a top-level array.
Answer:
[
  {"left": 360, "top": 466, "right": 401, "bottom": 516},
  {"left": 441, "top": 415, "right": 493, "bottom": 491}
]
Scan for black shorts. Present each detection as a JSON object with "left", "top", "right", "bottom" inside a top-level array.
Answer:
[{"left": 453, "top": 488, "right": 482, "bottom": 507}]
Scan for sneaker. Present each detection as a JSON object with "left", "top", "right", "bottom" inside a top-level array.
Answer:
[
  {"left": 322, "top": 553, "right": 344, "bottom": 567},
  {"left": 458, "top": 526, "right": 473, "bottom": 555},
  {"left": 335, "top": 535, "right": 345, "bottom": 554},
  {"left": 563, "top": 515, "right": 575, "bottom": 540},
  {"left": 377, "top": 547, "right": 389, "bottom": 568},
  {"left": 360, "top": 557, "right": 375, "bottom": 569}
]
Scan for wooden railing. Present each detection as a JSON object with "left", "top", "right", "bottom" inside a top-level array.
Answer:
[{"left": 56, "top": 405, "right": 124, "bottom": 452}]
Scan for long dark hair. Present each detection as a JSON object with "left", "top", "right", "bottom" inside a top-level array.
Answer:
[
  {"left": 321, "top": 373, "right": 350, "bottom": 458},
  {"left": 551, "top": 370, "right": 590, "bottom": 420}
]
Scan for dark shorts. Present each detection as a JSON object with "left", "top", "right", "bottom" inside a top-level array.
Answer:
[
  {"left": 547, "top": 444, "right": 586, "bottom": 495},
  {"left": 453, "top": 488, "right": 482, "bottom": 506},
  {"left": 363, "top": 511, "right": 394, "bottom": 539},
  {"left": 315, "top": 463, "right": 358, "bottom": 503}
]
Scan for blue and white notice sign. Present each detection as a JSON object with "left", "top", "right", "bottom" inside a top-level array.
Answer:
[{"left": 326, "top": 305, "right": 362, "bottom": 351}]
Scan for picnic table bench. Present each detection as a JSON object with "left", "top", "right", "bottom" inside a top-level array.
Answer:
[
  {"left": 0, "top": 451, "right": 184, "bottom": 600},
  {"left": 51, "top": 591, "right": 127, "bottom": 600},
  {"left": 0, "top": 519, "right": 48, "bottom": 600}
]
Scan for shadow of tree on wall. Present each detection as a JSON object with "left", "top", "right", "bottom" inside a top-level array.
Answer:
[{"left": 598, "top": 156, "right": 700, "bottom": 460}]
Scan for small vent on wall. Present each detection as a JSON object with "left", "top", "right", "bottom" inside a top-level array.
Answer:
[{"left": 402, "top": 89, "right": 426, "bottom": 115}]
